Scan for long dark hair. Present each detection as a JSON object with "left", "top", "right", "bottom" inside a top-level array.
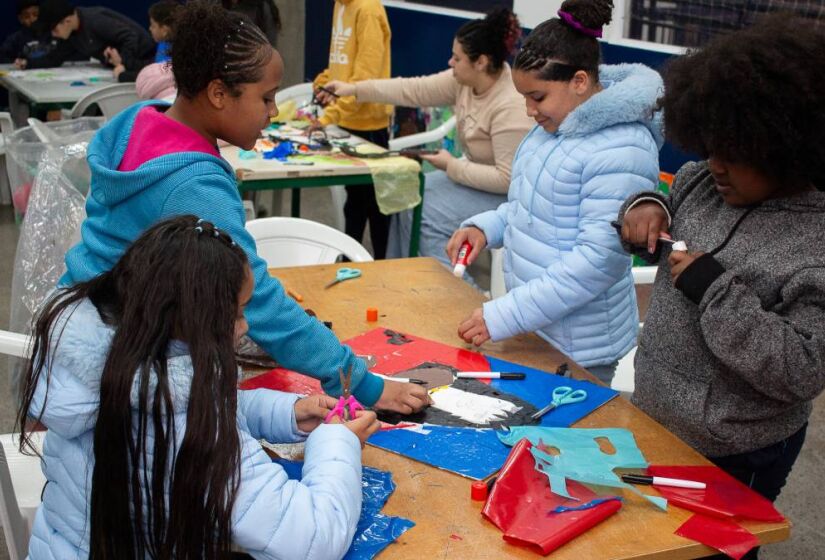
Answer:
[
  {"left": 17, "top": 215, "right": 250, "bottom": 559},
  {"left": 171, "top": 0, "right": 272, "bottom": 99},
  {"left": 455, "top": 7, "right": 521, "bottom": 74},
  {"left": 514, "top": 0, "right": 613, "bottom": 81}
]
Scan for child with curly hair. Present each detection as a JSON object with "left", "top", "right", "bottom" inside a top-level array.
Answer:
[{"left": 619, "top": 15, "right": 825, "bottom": 513}]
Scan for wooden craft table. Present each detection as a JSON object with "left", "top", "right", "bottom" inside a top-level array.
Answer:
[{"left": 262, "top": 257, "right": 790, "bottom": 559}]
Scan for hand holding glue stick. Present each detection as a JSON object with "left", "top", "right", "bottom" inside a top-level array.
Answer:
[
  {"left": 446, "top": 227, "right": 487, "bottom": 275},
  {"left": 453, "top": 242, "right": 472, "bottom": 277}
]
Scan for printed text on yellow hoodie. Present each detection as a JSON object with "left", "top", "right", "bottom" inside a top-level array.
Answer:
[{"left": 313, "top": 0, "right": 392, "bottom": 130}]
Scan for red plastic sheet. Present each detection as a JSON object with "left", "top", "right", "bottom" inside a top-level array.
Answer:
[
  {"left": 482, "top": 439, "right": 621, "bottom": 556},
  {"left": 239, "top": 328, "right": 491, "bottom": 393},
  {"left": 647, "top": 466, "right": 784, "bottom": 522},
  {"left": 676, "top": 514, "right": 759, "bottom": 560}
]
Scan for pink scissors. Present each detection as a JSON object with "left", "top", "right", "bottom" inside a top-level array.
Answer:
[{"left": 325, "top": 365, "right": 364, "bottom": 422}]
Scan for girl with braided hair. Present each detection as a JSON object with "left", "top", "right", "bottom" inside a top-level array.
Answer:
[
  {"left": 61, "top": 1, "right": 429, "bottom": 422},
  {"left": 20, "top": 215, "right": 379, "bottom": 559},
  {"left": 447, "top": 0, "right": 663, "bottom": 385},
  {"left": 323, "top": 8, "right": 533, "bottom": 279}
]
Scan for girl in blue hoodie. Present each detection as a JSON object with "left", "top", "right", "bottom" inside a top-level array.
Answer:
[
  {"left": 60, "top": 1, "right": 428, "bottom": 415},
  {"left": 19, "top": 215, "right": 380, "bottom": 559},
  {"left": 447, "top": 0, "right": 662, "bottom": 385}
]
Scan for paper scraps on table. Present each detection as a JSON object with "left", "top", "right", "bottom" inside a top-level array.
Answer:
[
  {"left": 483, "top": 438, "right": 622, "bottom": 555},
  {"left": 429, "top": 386, "right": 520, "bottom": 424},
  {"left": 647, "top": 465, "right": 784, "bottom": 558},
  {"left": 377, "top": 367, "right": 541, "bottom": 429},
  {"left": 675, "top": 514, "right": 759, "bottom": 560},
  {"left": 499, "top": 427, "right": 667, "bottom": 510},
  {"left": 646, "top": 465, "right": 783, "bottom": 522},
  {"left": 273, "top": 459, "right": 414, "bottom": 560}
]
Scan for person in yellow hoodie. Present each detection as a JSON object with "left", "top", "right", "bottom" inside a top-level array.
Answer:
[{"left": 314, "top": 0, "right": 392, "bottom": 258}]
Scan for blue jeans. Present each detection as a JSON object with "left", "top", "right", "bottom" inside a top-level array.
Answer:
[
  {"left": 387, "top": 170, "right": 506, "bottom": 281},
  {"left": 705, "top": 423, "right": 808, "bottom": 560},
  {"left": 587, "top": 362, "right": 618, "bottom": 386}
]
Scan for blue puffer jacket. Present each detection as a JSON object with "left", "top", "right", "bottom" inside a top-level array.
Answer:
[
  {"left": 27, "top": 298, "right": 363, "bottom": 560},
  {"left": 465, "top": 64, "right": 663, "bottom": 367},
  {"left": 59, "top": 101, "right": 383, "bottom": 405}
]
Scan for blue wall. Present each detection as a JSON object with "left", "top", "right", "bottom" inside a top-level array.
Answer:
[{"left": 305, "top": 0, "right": 694, "bottom": 173}]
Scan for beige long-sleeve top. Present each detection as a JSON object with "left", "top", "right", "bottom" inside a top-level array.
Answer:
[{"left": 354, "top": 65, "right": 533, "bottom": 194}]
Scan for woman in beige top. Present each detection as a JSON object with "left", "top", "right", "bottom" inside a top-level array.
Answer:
[{"left": 323, "top": 8, "right": 533, "bottom": 279}]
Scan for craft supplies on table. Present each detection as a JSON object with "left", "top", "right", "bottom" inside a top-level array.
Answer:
[
  {"left": 530, "top": 386, "right": 588, "bottom": 420},
  {"left": 324, "top": 267, "right": 362, "bottom": 289}
]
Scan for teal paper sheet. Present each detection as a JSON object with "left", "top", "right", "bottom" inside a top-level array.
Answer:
[{"left": 499, "top": 427, "right": 668, "bottom": 510}]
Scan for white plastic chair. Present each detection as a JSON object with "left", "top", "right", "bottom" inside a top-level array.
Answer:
[
  {"left": 65, "top": 83, "right": 141, "bottom": 120},
  {"left": 388, "top": 115, "right": 456, "bottom": 151},
  {"left": 246, "top": 216, "right": 374, "bottom": 267},
  {"left": 275, "top": 82, "right": 313, "bottom": 106},
  {"left": 0, "top": 329, "right": 42, "bottom": 560},
  {"left": 612, "top": 266, "right": 658, "bottom": 393}
]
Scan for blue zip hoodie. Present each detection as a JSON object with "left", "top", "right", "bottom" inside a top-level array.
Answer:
[{"left": 60, "top": 101, "right": 383, "bottom": 404}]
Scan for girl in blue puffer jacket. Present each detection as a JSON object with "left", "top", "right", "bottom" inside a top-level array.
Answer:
[
  {"left": 447, "top": 0, "right": 663, "bottom": 385},
  {"left": 16, "top": 216, "right": 380, "bottom": 560}
]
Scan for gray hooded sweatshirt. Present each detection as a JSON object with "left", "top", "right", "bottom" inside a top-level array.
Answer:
[{"left": 618, "top": 161, "right": 825, "bottom": 457}]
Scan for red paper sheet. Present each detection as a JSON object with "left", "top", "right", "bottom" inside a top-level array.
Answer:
[
  {"left": 239, "top": 327, "right": 492, "bottom": 393},
  {"left": 676, "top": 514, "right": 759, "bottom": 560},
  {"left": 483, "top": 439, "right": 621, "bottom": 555},
  {"left": 647, "top": 465, "right": 784, "bottom": 522}
]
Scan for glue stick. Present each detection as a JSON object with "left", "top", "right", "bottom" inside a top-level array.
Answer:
[{"left": 453, "top": 241, "right": 472, "bottom": 277}]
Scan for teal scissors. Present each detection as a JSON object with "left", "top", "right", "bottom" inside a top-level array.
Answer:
[
  {"left": 324, "top": 267, "right": 362, "bottom": 289},
  {"left": 530, "top": 386, "right": 588, "bottom": 420}
]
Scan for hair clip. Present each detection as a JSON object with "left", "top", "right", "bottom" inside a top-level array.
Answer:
[
  {"left": 196, "top": 218, "right": 205, "bottom": 225},
  {"left": 213, "top": 230, "right": 220, "bottom": 238},
  {"left": 195, "top": 226, "right": 203, "bottom": 234}
]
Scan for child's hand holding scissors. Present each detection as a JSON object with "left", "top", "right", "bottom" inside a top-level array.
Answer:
[
  {"left": 327, "top": 410, "right": 381, "bottom": 448},
  {"left": 294, "top": 394, "right": 340, "bottom": 433}
]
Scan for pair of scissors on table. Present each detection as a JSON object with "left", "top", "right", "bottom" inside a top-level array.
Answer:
[
  {"left": 324, "top": 365, "right": 364, "bottom": 422},
  {"left": 530, "top": 386, "right": 588, "bottom": 420},
  {"left": 324, "top": 267, "right": 361, "bottom": 289}
]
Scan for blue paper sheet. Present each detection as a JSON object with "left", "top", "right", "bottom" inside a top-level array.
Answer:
[
  {"left": 369, "top": 425, "right": 511, "bottom": 480},
  {"left": 368, "top": 357, "right": 619, "bottom": 480},
  {"left": 486, "top": 356, "right": 618, "bottom": 427},
  {"left": 274, "top": 459, "right": 415, "bottom": 559}
]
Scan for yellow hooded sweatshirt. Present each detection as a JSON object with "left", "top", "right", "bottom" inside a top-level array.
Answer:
[{"left": 313, "top": 0, "right": 392, "bottom": 130}]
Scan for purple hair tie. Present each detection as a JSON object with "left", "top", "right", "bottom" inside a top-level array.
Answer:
[{"left": 558, "top": 10, "right": 603, "bottom": 38}]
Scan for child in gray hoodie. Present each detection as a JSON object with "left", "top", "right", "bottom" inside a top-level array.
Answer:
[{"left": 618, "top": 14, "right": 825, "bottom": 510}]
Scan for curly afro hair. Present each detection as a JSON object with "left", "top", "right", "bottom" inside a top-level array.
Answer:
[
  {"left": 171, "top": 0, "right": 271, "bottom": 99},
  {"left": 659, "top": 15, "right": 825, "bottom": 190}
]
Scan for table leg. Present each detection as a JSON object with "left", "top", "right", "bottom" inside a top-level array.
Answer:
[
  {"left": 407, "top": 171, "right": 425, "bottom": 257},
  {"left": 291, "top": 188, "right": 301, "bottom": 217}
]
